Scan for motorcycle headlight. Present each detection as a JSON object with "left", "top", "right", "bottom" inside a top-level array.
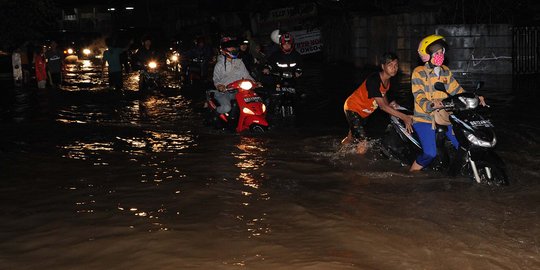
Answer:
[
  {"left": 242, "top": 107, "right": 255, "bottom": 115},
  {"left": 262, "top": 104, "right": 266, "bottom": 113},
  {"left": 239, "top": 81, "right": 253, "bottom": 90},
  {"left": 148, "top": 61, "right": 158, "bottom": 69},
  {"left": 459, "top": 96, "right": 479, "bottom": 109},
  {"left": 66, "top": 48, "right": 74, "bottom": 55},
  {"left": 170, "top": 55, "right": 179, "bottom": 62},
  {"left": 83, "top": 48, "right": 91, "bottom": 55},
  {"left": 465, "top": 130, "right": 496, "bottom": 147}
]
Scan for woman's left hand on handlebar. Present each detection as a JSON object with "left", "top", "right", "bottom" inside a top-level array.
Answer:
[{"left": 478, "top": 96, "right": 487, "bottom": 106}]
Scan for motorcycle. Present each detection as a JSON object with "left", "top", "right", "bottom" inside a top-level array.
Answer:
[
  {"left": 139, "top": 60, "right": 161, "bottom": 92},
  {"left": 382, "top": 82, "right": 509, "bottom": 185},
  {"left": 185, "top": 57, "right": 211, "bottom": 85},
  {"left": 166, "top": 50, "right": 182, "bottom": 73},
  {"left": 260, "top": 63, "right": 300, "bottom": 125},
  {"left": 205, "top": 79, "right": 269, "bottom": 133}
]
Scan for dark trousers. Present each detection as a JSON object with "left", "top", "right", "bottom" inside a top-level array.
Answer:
[
  {"left": 108, "top": 72, "right": 123, "bottom": 91},
  {"left": 344, "top": 110, "right": 367, "bottom": 140},
  {"left": 48, "top": 71, "right": 62, "bottom": 87}
]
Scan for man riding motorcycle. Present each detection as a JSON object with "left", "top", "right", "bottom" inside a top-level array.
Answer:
[
  {"left": 264, "top": 32, "right": 303, "bottom": 78},
  {"left": 212, "top": 37, "right": 255, "bottom": 114},
  {"left": 133, "top": 37, "right": 162, "bottom": 91},
  {"left": 238, "top": 39, "right": 255, "bottom": 74},
  {"left": 134, "top": 37, "right": 160, "bottom": 69},
  {"left": 185, "top": 37, "right": 214, "bottom": 81}
]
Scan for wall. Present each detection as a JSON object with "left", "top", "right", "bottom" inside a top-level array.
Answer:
[
  {"left": 408, "top": 24, "right": 513, "bottom": 75},
  {"left": 325, "top": 13, "right": 513, "bottom": 79}
]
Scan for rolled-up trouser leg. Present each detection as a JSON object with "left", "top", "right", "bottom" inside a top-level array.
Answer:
[
  {"left": 214, "top": 91, "right": 236, "bottom": 114},
  {"left": 344, "top": 110, "right": 367, "bottom": 141}
]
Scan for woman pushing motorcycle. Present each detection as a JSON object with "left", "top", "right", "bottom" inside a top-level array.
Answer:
[{"left": 410, "top": 34, "right": 486, "bottom": 172}]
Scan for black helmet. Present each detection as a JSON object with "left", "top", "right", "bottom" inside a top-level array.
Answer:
[{"left": 220, "top": 37, "right": 239, "bottom": 58}]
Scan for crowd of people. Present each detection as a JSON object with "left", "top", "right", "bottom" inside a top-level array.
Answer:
[
  {"left": 8, "top": 31, "right": 485, "bottom": 172},
  {"left": 10, "top": 41, "right": 65, "bottom": 89}
]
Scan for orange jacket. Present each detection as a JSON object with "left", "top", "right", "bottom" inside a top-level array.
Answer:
[{"left": 344, "top": 72, "right": 390, "bottom": 118}]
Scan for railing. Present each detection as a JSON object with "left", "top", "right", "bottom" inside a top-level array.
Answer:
[{"left": 513, "top": 26, "right": 540, "bottom": 74}]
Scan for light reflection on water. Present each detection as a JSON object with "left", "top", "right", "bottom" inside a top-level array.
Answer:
[
  {"left": 1, "top": 61, "right": 540, "bottom": 269},
  {"left": 235, "top": 136, "right": 267, "bottom": 189},
  {"left": 231, "top": 137, "right": 273, "bottom": 238},
  {"left": 59, "top": 131, "right": 196, "bottom": 162}
]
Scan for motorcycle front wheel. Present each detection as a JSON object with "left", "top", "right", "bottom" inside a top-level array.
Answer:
[
  {"left": 463, "top": 151, "right": 509, "bottom": 186},
  {"left": 473, "top": 157, "right": 509, "bottom": 186}
]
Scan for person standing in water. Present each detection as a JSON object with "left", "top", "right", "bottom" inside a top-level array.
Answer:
[{"left": 342, "top": 52, "right": 413, "bottom": 154}]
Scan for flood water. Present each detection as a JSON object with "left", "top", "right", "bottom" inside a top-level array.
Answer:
[{"left": 1, "top": 59, "right": 539, "bottom": 269}]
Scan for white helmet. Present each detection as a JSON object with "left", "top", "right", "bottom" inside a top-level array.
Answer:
[{"left": 270, "top": 29, "right": 280, "bottom": 45}]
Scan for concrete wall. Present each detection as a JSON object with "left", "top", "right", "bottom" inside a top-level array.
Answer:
[
  {"left": 326, "top": 13, "right": 513, "bottom": 78},
  {"left": 409, "top": 24, "right": 513, "bottom": 75}
]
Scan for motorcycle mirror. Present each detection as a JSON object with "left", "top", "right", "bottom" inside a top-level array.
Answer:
[
  {"left": 434, "top": 82, "right": 447, "bottom": 92},
  {"left": 475, "top": 81, "right": 484, "bottom": 91}
]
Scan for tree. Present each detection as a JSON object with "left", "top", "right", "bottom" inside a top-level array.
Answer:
[{"left": 0, "top": 0, "right": 58, "bottom": 49}]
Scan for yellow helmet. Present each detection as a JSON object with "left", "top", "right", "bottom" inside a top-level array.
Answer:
[{"left": 418, "top": 34, "right": 445, "bottom": 62}]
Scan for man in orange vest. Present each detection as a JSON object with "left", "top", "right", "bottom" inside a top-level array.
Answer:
[{"left": 342, "top": 52, "right": 413, "bottom": 154}]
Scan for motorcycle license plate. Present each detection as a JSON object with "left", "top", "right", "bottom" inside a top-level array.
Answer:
[
  {"left": 244, "top": 96, "right": 263, "bottom": 103},
  {"left": 277, "top": 87, "right": 296, "bottom": 93},
  {"left": 469, "top": 120, "right": 493, "bottom": 127}
]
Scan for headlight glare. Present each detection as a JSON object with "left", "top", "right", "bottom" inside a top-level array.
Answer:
[
  {"left": 242, "top": 107, "right": 255, "bottom": 115},
  {"left": 239, "top": 81, "right": 253, "bottom": 90}
]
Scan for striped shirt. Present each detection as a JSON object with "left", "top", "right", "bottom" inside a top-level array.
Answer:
[{"left": 411, "top": 64, "right": 464, "bottom": 124}]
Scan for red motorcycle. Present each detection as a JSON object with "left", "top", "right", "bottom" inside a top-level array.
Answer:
[{"left": 206, "top": 79, "right": 269, "bottom": 133}]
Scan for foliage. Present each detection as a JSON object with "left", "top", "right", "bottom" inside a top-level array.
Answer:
[{"left": 0, "top": 0, "right": 58, "bottom": 50}]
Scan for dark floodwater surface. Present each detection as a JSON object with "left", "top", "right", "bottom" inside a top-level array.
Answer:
[{"left": 1, "top": 60, "right": 539, "bottom": 269}]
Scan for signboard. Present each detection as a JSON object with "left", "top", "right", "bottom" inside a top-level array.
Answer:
[
  {"left": 291, "top": 29, "right": 322, "bottom": 55},
  {"left": 259, "top": 4, "right": 317, "bottom": 23}
]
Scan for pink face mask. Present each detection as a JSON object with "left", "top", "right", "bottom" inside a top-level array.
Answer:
[{"left": 431, "top": 52, "right": 445, "bottom": 66}]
